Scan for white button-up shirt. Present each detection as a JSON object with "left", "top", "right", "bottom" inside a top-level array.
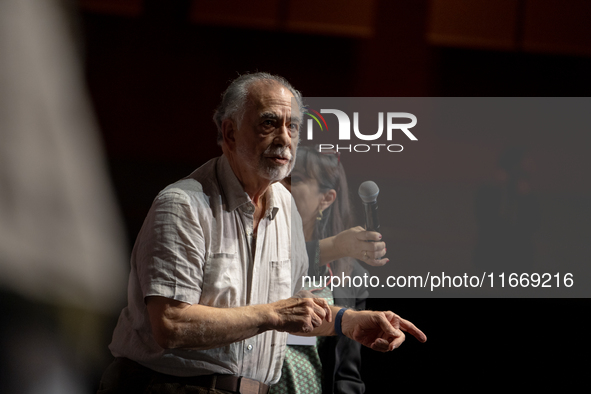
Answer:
[{"left": 109, "top": 155, "right": 308, "bottom": 384}]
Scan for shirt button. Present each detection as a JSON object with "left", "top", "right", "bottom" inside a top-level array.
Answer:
[{"left": 247, "top": 344, "right": 253, "bottom": 351}]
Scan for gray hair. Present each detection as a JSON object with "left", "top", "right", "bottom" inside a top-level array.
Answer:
[{"left": 213, "top": 72, "right": 303, "bottom": 145}]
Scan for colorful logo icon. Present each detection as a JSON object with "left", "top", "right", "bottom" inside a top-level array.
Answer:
[{"left": 304, "top": 108, "right": 329, "bottom": 132}]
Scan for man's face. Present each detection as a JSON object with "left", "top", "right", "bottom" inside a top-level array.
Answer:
[{"left": 234, "top": 82, "right": 301, "bottom": 183}]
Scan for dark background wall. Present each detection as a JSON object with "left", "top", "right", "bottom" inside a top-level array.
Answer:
[{"left": 79, "top": 1, "right": 590, "bottom": 390}]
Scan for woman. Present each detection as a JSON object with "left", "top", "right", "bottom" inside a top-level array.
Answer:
[{"left": 271, "top": 146, "right": 386, "bottom": 394}]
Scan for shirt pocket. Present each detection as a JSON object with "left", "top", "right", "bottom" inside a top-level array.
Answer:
[
  {"left": 200, "top": 252, "right": 242, "bottom": 307},
  {"left": 267, "top": 259, "right": 292, "bottom": 303}
]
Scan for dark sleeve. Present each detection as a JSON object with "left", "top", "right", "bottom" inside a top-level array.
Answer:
[
  {"left": 329, "top": 262, "right": 368, "bottom": 394},
  {"left": 333, "top": 336, "right": 365, "bottom": 394}
]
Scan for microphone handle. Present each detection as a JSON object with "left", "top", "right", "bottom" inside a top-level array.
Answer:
[{"left": 363, "top": 201, "right": 380, "bottom": 232}]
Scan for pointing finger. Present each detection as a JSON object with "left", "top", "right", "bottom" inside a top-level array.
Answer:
[{"left": 400, "top": 318, "right": 427, "bottom": 343}]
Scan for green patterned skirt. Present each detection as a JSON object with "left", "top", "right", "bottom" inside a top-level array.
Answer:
[{"left": 270, "top": 286, "right": 334, "bottom": 394}]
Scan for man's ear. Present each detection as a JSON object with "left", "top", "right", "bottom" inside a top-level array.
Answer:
[
  {"left": 221, "top": 118, "right": 237, "bottom": 151},
  {"left": 319, "top": 189, "right": 337, "bottom": 211}
]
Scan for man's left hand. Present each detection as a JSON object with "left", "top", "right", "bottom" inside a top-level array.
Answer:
[{"left": 341, "top": 310, "right": 427, "bottom": 352}]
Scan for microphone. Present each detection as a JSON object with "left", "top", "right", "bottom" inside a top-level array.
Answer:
[{"left": 358, "top": 181, "right": 380, "bottom": 232}]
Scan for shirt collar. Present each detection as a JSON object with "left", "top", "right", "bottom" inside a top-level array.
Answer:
[
  {"left": 264, "top": 186, "right": 280, "bottom": 220},
  {"left": 217, "top": 155, "right": 281, "bottom": 220}
]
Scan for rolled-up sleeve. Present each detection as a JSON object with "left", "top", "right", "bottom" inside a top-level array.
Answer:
[{"left": 136, "top": 191, "right": 205, "bottom": 305}]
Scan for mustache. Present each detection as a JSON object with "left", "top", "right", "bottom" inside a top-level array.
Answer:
[{"left": 264, "top": 145, "right": 294, "bottom": 161}]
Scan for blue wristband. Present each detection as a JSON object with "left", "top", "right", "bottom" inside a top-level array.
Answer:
[{"left": 335, "top": 308, "right": 347, "bottom": 337}]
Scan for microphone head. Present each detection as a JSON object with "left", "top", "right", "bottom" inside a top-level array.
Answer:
[{"left": 358, "top": 181, "right": 380, "bottom": 203}]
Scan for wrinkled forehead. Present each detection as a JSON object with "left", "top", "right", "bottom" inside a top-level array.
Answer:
[{"left": 246, "top": 81, "right": 300, "bottom": 117}]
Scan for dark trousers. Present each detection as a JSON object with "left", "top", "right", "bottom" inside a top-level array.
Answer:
[{"left": 97, "top": 358, "right": 233, "bottom": 394}]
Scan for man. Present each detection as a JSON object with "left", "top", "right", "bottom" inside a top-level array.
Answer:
[{"left": 99, "top": 73, "right": 426, "bottom": 394}]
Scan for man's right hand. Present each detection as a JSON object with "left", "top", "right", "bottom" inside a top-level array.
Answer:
[
  {"left": 268, "top": 290, "right": 332, "bottom": 335},
  {"left": 341, "top": 310, "right": 427, "bottom": 352}
]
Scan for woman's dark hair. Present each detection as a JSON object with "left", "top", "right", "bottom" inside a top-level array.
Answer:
[{"left": 293, "top": 145, "right": 355, "bottom": 276}]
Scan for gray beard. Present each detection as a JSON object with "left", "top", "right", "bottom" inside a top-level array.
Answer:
[{"left": 257, "top": 145, "right": 296, "bottom": 182}]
